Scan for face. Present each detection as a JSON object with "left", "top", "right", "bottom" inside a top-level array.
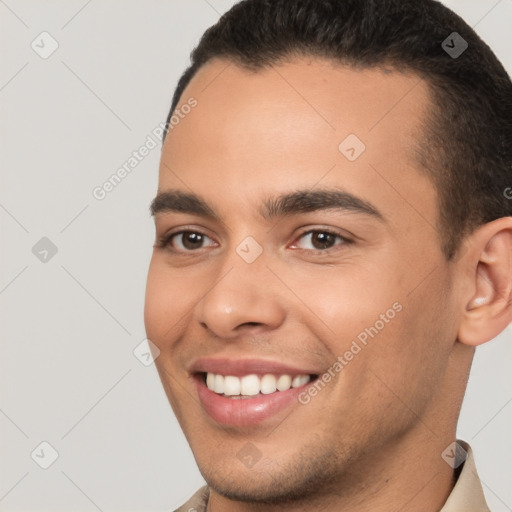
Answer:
[{"left": 145, "top": 58, "right": 462, "bottom": 502}]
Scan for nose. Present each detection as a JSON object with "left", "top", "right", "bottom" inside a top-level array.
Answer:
[{"left": 195, "top": 253, "right": 287, "bottom": 339}]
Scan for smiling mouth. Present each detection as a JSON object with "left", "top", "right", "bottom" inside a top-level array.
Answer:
[
  {"left": 202, "top": 372, "right": 318, "bottom": 398},
  {"left": 193, "top": 365, "right": 322, "bottom": 426}
]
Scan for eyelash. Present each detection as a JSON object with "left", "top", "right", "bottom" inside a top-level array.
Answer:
[
  {"left": 155, "top": 228, "right": 352, "bottom": 254},
  {"left": 290, "top": 229, "right": 352, "bottom": 253},
  {"left": 155, "top": 230, "right": 217, "bottom": 252}
]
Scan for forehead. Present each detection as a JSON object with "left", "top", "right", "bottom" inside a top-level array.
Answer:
[
  {"left": 159, "top": 57, "right": 436, "bottom": 227},
  {"left": 166, "top": 57, "right": 430, "bottom": 147}
]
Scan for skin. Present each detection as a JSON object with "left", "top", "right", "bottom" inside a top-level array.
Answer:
[{"left": 144, "top": 57, "right": 512, "bottom": 511}]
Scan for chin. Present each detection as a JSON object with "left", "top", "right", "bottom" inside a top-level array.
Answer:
[
  {"left": 207, "top": 476, "right": 315, "bottom": 505},
  {"left": 197, "top": 447, "right": 343, "bottom": 505}
]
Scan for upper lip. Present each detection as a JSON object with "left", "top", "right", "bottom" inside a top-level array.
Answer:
[{"left": 189, "top": 357, "right": 320, "bottom": 377}]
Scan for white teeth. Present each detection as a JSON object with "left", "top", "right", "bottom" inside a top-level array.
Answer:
[
  {"left": 260, "top": 374, "right": 277, "bottom": 394},
  {"left": 205, "top": 372, "right": 311, "bottom": 396},
  {"left": 224, "top": 375, "right": 241, "bottom": 396},
  {"left": 206, "top": 372, "right": 215, "bottom": 390},
  {"left": 276, "top": 374, "right": 292, "bottom": 391},
  {"left": 292, "top": 374, "right": 310, "bottom": 388},
  {"left": 240, "top": 374, "right": 260, "bottom": 395},
  {"left": 214, "top": 374, "right": 224, "bottom": 394}
]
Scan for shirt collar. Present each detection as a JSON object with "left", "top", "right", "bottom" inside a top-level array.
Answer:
[{"left": 439, "top": 440, "right": 489, "bottom": 512}]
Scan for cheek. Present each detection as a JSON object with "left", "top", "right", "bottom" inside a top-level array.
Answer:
[
  {"left": 366, "top": 272, "right": 456, "bottom": 409},
  {"left": 144, "top": 257, "right": 187, "bottom": 345},
  {"left": 292, "top": 256, "right": 451, "bottom": 389},
  {"left": 282, "top": 263, "right": 393, "bottom": 350}
]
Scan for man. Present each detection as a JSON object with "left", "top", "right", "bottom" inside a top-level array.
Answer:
[{"left": 144, "top": 0, "right": 512, "bottom": 510}]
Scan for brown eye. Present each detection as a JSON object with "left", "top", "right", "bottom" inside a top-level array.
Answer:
[
  {"left": 310, "top": 232, "right": 337, "bottom": 249},
  {"left": 170, "top": 231, "right": 215, "bottom": 251},
  {"left": 292, "top": 230, "right": 347, "bottom": 251}
]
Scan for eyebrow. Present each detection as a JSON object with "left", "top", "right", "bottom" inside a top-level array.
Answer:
[
  {"left": 151, "top": 190, "right": 217, "bottom": 218},
  {"left": 150, "top": 188, "right": 384, "bottom": 222},
  {"left": 261, "top": 189, "right": 383, "bottom": 221}
]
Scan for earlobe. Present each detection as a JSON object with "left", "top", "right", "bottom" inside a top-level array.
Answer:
[
  {"left": 458, "top": 218, "right": 512, "bottom": 347},
  {"left": 467, "top": 295, "right": 490, "bottom": 309}
]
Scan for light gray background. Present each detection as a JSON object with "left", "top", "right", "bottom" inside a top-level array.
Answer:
[{"left": 0, "top": 1, "right": 511, "bottom": 511}]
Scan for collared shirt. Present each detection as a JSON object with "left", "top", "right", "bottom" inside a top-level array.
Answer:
[
  {"left": 440, "top": 442, "right": 489, "bottom": 512},
  {"left": 173, "top": 441, "right": 489, "bottom": 512}
]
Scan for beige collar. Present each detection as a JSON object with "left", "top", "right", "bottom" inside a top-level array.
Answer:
[{"left": 440, "top": 441, "right": 489, "bottom": 512}]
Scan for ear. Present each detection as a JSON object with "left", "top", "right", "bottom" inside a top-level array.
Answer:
[{"left": 458, "top": 217, "right": 512, "bottom": 347}]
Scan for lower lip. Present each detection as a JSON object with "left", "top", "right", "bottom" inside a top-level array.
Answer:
[{"left": 195, "top": 375, "right": 314, "bottom": 427}]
